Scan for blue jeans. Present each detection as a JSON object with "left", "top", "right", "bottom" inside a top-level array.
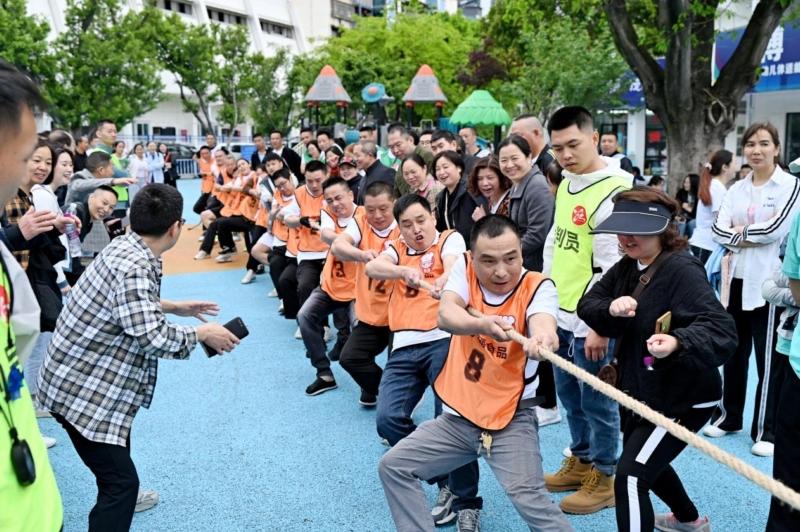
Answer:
[
  {"left": 553, "top": 327, "right": 620, "bottom": 475},
  {"left": 376, "top": 337, "right": 482, "bottom": 511}
]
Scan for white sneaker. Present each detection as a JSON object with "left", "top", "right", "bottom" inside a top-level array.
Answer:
[
  {"left": 241, "top": 270, "right": 256, "bottom": 284},
  {"left": 702, "top": 424, "right": 740, "bottom": 438},
  {"left": 194, "top": 250, "right": 209, "bottom": 260},
  {"left": 197, "top": 235, "right": 205, "bottom": 242},
  {"left": 751, "top": 441, "right": 774, "bottom": 457},
  {"left": 324, "top": 326, "right": 335, "bottom": 342},
  {"left": 134, "top": 489, "right": 160, "bottom": 513},
  {"left": 562, "top": 446, "right": 572, "bottom": 458},
  {"left": 536, "top": 406, "right": 562, "bottom": 427},
  {"left": 268, "top": 288, "right": 279, "bottom": 298},
  {"left": 654, "top": 513, "right": 711, "bottom": 531},
  {"left": 42, "top": 436, "right": 57, "bottom": 449},
  {"left": 233, "top": 234, "right": 241, "bottom": 241},
  {"left": 215, "top": 253, "right": 233, "bottom": 263},
  {"left": 278, "top": 301, "right": 284, "bottom": 312},
  {"left": 294, "top": 327, "right": 302, "bottom": 339}
]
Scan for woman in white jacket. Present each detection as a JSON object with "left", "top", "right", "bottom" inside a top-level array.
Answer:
[{"left": 706, "top": 122, "right": 800, "bottom": 457}]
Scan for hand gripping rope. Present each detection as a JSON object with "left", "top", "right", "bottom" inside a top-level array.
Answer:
[{"left": 414, "top": 279, "right": 800, "bottom": 511}]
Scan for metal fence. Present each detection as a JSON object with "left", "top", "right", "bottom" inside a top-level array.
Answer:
[{"left": 175, "top": 159, "right": 198, "bottom": 179}]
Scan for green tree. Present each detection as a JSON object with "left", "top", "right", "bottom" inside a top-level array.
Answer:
[
  {"left": 603, "top": 0, "right": 794, "bottom": 191},
  {"left": 149, "top": 10, "right": 216, "bottom": 134},
  {"left": 249, "top": 49, "right": 299, "bottom": 136},
  {"left": 0, "top": 0, "right": 55, "bottom": 87},
  {"left": 212, "top": 24, "right": 259, "bottom": 141},
  {"left": 470, "top": 1, "right": 627, "bottom": 120},
  {"left": 47, "top": 0, "right": 164, "bottom": 132},
  {"left": 292, "top": 11, "right": 480, "bottom": 124}
]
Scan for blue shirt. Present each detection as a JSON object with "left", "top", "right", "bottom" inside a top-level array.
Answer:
[{"left": 780, "top": 212, "right": 800, "bottom": 378}]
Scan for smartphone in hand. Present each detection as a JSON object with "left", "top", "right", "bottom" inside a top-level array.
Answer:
[{"left": 203, "top": 317, "right": 249, "bottom": 357}]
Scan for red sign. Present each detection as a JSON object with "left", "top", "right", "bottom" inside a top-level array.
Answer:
[{"left": 572, "top": 205, "right": 587, "bottom": 226}]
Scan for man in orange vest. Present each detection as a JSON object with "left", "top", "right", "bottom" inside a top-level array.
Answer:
[
  {"left": 330, "top": 181, "right": 399, "bottom": 407},
  {"left": 379, "top": 214, "right": 572, "bottom": 532},
  {"left": 296, "top": 176, "right": 363, "bottom": 396},
  {"left": 284, "top": 161, "right": 328, "bottom": 317},
  {"left": 365, "top": 194, "right": 480, "bottom": 527}
]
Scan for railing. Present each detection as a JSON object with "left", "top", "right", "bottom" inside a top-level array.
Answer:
[{"left": 174, "top": 159, "right": 198, "bottom": 179}]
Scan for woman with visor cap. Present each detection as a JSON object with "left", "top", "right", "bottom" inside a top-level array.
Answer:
[{"left": 576, "top": 187, "right": 737, "bottom": 532}]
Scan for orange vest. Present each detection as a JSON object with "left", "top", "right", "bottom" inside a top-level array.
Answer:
[
  {"left": 270, "top": 192, "right": 292, "bottom": 243},
  {"left": 214, "top": 170, "right": 234, "bottom": 205},
  {"left": 198, "top": 158, "right": 215, "bottom": 193},
  {"left": 354, "top": 217, "right": 399, "bottom": 326},
  {"left": 321, "top": 205, "right": 364, "bottom": 302},
  {"left": 387, "top": 230, "right": 455, "bottom": 333},
  {"left": 295, "top": 185, "right": 327, "bottom": 253},
  {"left": 433, "top": 254, "right": 545, "bottom": 430},
  {"left": 238, "top": 173, "right": 259, "bottom": 222}
]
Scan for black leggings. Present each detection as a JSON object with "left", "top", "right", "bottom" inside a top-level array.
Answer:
[
  {"left": 278, "top": 257, "right": 299, "bottom": 319},
  {"left": 246, "top": 225, "right": 267, "bottom": 271},
  {"left": 615, "top": 406, "right": 714, "bottom": 532}
]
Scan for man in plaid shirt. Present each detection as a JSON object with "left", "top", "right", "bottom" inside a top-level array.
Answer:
[{"left": 37, "top": 184, "right": 239, "bottom": 532}]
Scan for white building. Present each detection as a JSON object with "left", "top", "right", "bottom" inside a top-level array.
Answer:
[{"left": 25, "top": 0, "right": 343, "bottom": 142}]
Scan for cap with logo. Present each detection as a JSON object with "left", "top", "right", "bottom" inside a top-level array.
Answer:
[{"left": 590, "top": 200, "right": 672, "bottom": 235}]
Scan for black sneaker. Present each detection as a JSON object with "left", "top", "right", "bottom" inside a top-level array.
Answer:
[
  {"left": 305, "top": 377, "right": 338, "bottom": 396},
  {"left": 327, "top": 335, "right": 348, "bottom": 362},
  {"left": 359, "top": 390, "right": 377, "bottom": 408},
  {"left": 432, "top": 486, "right": 456, "bottom": 525},
  {"left": 255, "top": 264, "right": 266, "bottom": 275}
]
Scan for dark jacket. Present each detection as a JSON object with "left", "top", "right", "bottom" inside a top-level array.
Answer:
[
  {"left": 358, "top": 160, "right": 396, "bottom": 205},
  {"left": 279, "top": 147, "right": 302, "bottom": 180},
  {"left": 577, "top": 252, "right": 737, "bottom": 416},
  {"left": 435, "top": 179, "right": 479, "bottom": 249},
  {"left": 508, "top": 168, "right": 554, "bottom": 272},
  {"left": 535, "top": 144, "right": 556, "bottom": 174},
  {"left": 250, "top": 149, "right": 269, "bottom": 170}
]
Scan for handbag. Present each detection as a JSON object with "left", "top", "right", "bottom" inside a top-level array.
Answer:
[{"left": 596, "top": 251, "right": 675, "bottom": 387}]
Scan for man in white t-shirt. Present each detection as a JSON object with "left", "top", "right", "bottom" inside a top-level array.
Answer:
[{"left": 379, "top": 214, "right": 571, "bottom": 532}]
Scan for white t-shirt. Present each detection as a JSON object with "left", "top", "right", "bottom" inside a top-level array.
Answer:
[
  {"left": 442, "top": 258, "right": 558, "bottom": 415},
  {"left": 381, "top": 231, "right": 466, "bottom": 350},
  {"left": 689, "top": 179, "right": 727, "bottom": 251},
  {"left": 31, "top": 184, "right": 70, "bottom": 284},
  {"left": 344, "top": 217, "right": 397, "bottom": 247}
]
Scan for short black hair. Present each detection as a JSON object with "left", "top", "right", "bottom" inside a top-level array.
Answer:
[
  {"left": 432, "top": 150, "right": 465, "bottom": 173},
  {"left": 316, "top": 128, "right": 333, "bottom": 140},
  {"left": 305, "top": 160, "right": 328, "bottom": 175},
  {"left": 264, "top": 151, "right": 284, "bottom": 163},
  {"left": 95, "top": 118, "right": 115, "bottom": 130},
  {"left": 548, "top": 106, "right": 594, "bottom": 136},
  {"left": 253, "top": 132, "right": 263, "bottom": 139},
  {"left": 470, "top": 214, "right": 520, "bottom": 250},
  {"left": 387, "top": 123, "right": 408, "bottom": 136},
  {"left": 216, "top": 146, "right": 229, "bottom": 155},
  {"left": 86, "top": 151, "right": 112, "bottom": 173},
  {"left": 496, "top": 134, "right": 532, "bottom": 158},
  {"left": 300, "top": 126, "right": 313, "bottom": 134},
  {"left": 393, "top": 193, "right": 431, "bottom": 221},
  {"left": 91, "top": 184, "right": 119, "bottom": 199},
  {"left": 130, "top": 184, "right": 183, "bottom": 236},
  {"left": 420, "top": 128, "right": 434, "bottom": 137},
  {"left": 272, "top": 168, "right": 291, "bottom": 182},
  {"left": 431, "top": 129, "right": 457, "bottom": 145},
  {"left": 198, "top": 146, "right": 210, "bottom": 155},
  {"left": 364, "top": 181, "right": 393, "bottom": 200},
  {"left": 359, "top": 124, "right": 376, "bottom": 132},
  {"left": 270, "top": 129, "right": 283, "bottom": 137},
  {"left": 322, "top": 176, "right": 349, "bottom": 192},
  {"left": 0, "top": 60, "right": 45, "bottom": 137}
]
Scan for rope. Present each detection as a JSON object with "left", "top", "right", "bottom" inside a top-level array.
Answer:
[{"left": 414, "top": 279, "right": 800, "bottom": 511}]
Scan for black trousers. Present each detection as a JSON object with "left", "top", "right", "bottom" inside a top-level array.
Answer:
[
  {"left": 537, "top": 361, "right": 557, "bottom": 409},
  {"left": 340, "top": 322, "right": 391, "bottom": 396},
  {"left": 296, "top": 259, "right": 324, "bottom": 309},
  {"left": 54, "top": 414, "right": 139, "bottom": 532},
  {"left": 246, "top": 225, "right": 267, "bottom": 271},
  {"left": 200, "top": 218, "right": 221, "bottom": 253},
  {"left": 710, "top": 279, "right": 782, "bottom": 442},
  {"left": 615, "top": 406, "right": 714, "bottom": 532},
  {"left": 217, "top": 215, "right": 253, "bottom": 251},
  {"left": 268, "top": 246, "right": 288, "bottom": 296},
  {"left": 193, "top": 192, "right": 211, "bottom": 216},
  {"left": 767, "top": 364, "right": 800, "bottom": 531},
  {"left": 278, "top": 257, "right": 299, "bottom": 319}
]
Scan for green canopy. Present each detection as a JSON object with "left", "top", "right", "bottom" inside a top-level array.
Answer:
[{"left": 449, "top": 90, "right": 511, "bottom": 126}]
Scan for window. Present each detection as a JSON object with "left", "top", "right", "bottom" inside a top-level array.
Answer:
[
  {"left": 207, "top": 8, "right": 247, "bottom": 26},
  {"left": 260, "top": 20, "right": 293, "bottom": 38},
  {"left": 162, "top": 0, "right": 192, "bottom": 15}
]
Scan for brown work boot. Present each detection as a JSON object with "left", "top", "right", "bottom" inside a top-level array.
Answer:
[
  {"left": 559, "top": 466, "right": 615, "bottom": 514},
  {"left": 544, "top": 456, "right": 592, "bottom": 492}
]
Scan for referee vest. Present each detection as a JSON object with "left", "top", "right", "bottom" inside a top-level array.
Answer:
[
  {"left": 434, "top": 254, "right": 545, "bottom": 430},
  {"left": 550, "top": 176, "right": 629, "bottom": 312}
]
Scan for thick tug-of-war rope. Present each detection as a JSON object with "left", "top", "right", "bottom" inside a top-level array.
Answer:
[{"left": 413, "top": 279, "right": 800, "bottom": 511}]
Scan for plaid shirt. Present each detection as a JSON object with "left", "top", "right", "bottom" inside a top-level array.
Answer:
[
  {"left": 37, "top": 233, "right": 197, "bottom": 446},
  {"left": 4, "top": 190, "right": 32, "bottom": 269}
]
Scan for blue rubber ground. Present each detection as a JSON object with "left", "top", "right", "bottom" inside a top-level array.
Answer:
[{"left": 42, "top": 180, "right": 773, "bottom": 531}]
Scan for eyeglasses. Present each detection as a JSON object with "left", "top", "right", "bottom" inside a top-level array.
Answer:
[{"left": 178, "top": 218, "right": 186, "bottom": 228}]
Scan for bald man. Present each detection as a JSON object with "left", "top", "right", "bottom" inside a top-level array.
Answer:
[{"left": 510, "top": 115, "right": 556, "bottom": 173}]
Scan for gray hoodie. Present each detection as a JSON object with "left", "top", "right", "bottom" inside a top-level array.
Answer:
[{"left": 64, "top": 169, "right": 114, "bottom": 206}]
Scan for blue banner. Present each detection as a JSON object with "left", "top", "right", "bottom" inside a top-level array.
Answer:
[{"left": 716, "top": 23, "right": 800, "bottom": 93}]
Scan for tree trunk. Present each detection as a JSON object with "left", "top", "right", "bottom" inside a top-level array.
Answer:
[{"left": 663, "top": 112, "right": 723, "bottom": 194}]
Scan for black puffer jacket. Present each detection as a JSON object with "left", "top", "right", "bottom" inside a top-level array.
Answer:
[{"left": 577, "top": 251, "right": 736, "bottom": 415}]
